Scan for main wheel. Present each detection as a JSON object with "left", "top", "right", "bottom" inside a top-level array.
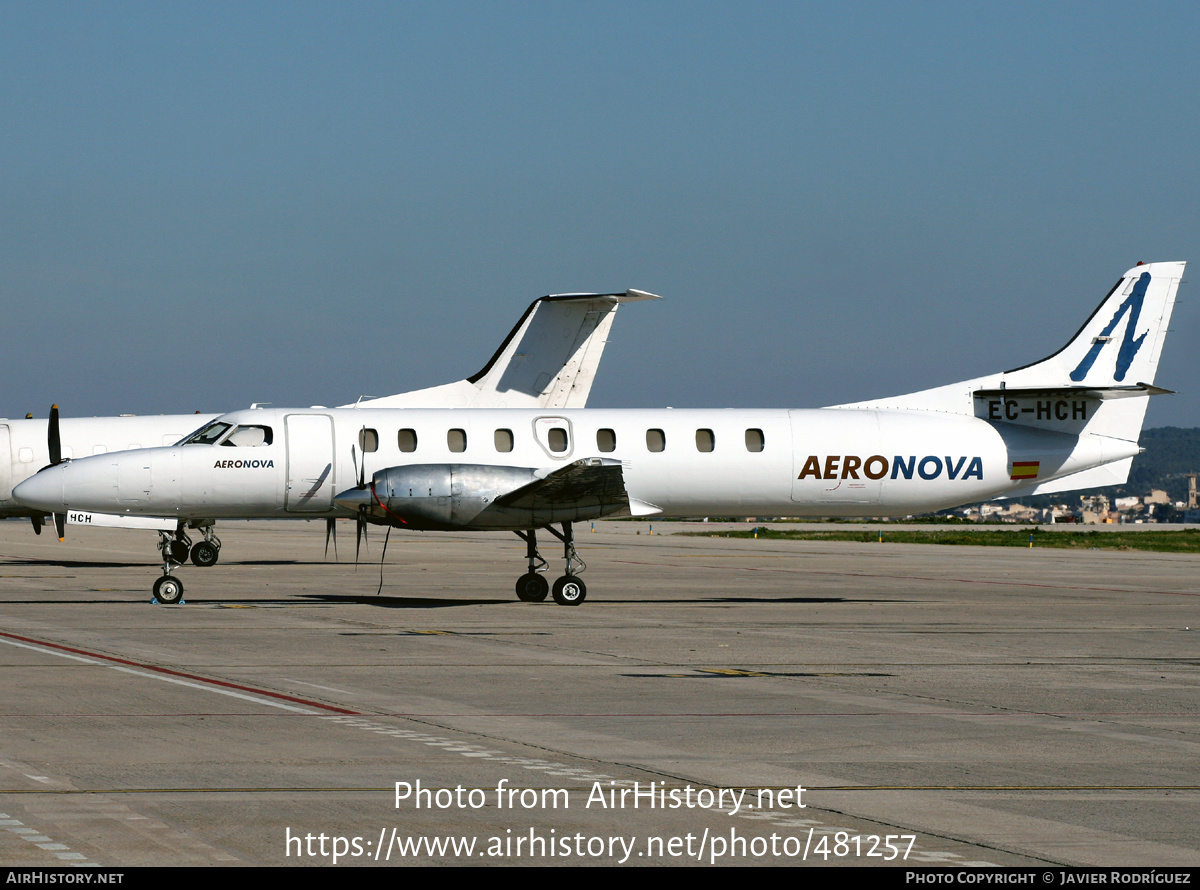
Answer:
[
  {"left": 153, "top": 575, "right": 184, "bottom": 605},
  {"left": 551, "top": 575, "right": 586, "bottom": 606},
  {"left": 515, "top": 572, "right": 549, "bottom": 602},
  {"left": 190, "top": 541, "right": 219, "bottom": 567},
  {"left": 167, "top": 540, "right": 190, "bottom": 563}
]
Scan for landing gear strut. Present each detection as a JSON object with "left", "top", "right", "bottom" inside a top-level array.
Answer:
[
  {"left": 160, "top": 528, "right": 192, "bottom": 564},
  {"left": 514, "top": 529, "right": 549, "bottom": 601},
  {"left": 513, "top": 523, "right": 586, "bottom": 605},
  {"left": 153, "top": 525, "right": 188, "bottom": 605}
]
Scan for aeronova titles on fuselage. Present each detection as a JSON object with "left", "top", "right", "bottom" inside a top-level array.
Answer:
[
  {"left": 213, "top": 459, "right": 276, "bottom": 469},
  {"left": 796, "top": 455, "right": 984, "bottom": 482}
]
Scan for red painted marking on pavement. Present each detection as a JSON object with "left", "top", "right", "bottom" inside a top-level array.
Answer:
[{"left": 0, "top": 630, "right": 360, "bottom": 715}]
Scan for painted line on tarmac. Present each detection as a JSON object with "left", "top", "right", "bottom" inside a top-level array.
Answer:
[
  {"left": 0, "top": 630, "right": 359, "bottom": 716},
  {"left": 0, "top": 812, "right": 97, "bottom": 866}
]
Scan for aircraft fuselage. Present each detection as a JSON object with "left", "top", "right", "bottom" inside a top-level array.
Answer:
[{"left": 13, "top": 405, "right": 1137, "bottom": 524}]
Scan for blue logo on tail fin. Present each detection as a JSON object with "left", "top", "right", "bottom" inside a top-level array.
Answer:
[{"left": 1069, "top": 272, "right": 1150, "bottom": 382}]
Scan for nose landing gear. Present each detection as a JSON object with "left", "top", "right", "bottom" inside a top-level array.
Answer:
[
  {"left": 152, "top": 523, "right": 222, "bottom": 603},
  {"left": 152, "top": 530, "right": 186, "bottom": 605}
]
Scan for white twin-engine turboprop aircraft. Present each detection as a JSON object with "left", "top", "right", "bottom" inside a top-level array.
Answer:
[
  {"left": 13, "top": 262, "right": 1184, "bottom": 607},
  {"left": 2, "top": 289, "right": 656, "bottom": 545}
]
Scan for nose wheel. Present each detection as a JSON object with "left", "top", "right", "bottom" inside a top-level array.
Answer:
[{"left": 152, "top": 575, "right": 184, "bottom": 605}]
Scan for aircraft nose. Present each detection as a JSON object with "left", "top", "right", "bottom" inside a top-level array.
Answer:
[
  {"left": 12, "top": 465, "right": 66, "bottom": 512},
  {"left": 13, "top": 456, "right": 122, "bottom": 513}
]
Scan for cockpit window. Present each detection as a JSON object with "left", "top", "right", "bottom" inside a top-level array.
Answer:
[
  {"left": 221, "top": 425, "right": 273, "bottom": 447},
  {"left": 180, "top": 422, "right": 233, "bottom": 446}
]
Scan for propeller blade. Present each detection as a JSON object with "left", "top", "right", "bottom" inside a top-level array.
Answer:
[
  {"left": 357, "top": 429, "right": 368, "bottom": 488},
  {"left": 325, "top": 518, "right": 338, "bottom": 562},
  {"left": 377, "top": 526, "right": 391, "bottom": 596},
  {"left": 351, "top": 443, "right": 365, "bottom": 489},
  {"left": 355, "top": 510, "right": 367, "bottom": 568},
  {"left": 30, "top": 515, "right": 43, "bottom": 536},
  {"left": 48, "top": 404, "right": 61, "bottom": 466},
  {"left": 53, "top": 512, "right": 65, "bottom": 542}
]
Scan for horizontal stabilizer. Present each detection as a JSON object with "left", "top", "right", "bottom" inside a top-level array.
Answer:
[{"left": 973, "top": 384, "right": 1173, "bottom": 400}]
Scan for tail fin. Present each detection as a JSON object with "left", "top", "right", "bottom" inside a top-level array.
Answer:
[
  {"left": 1003, "top": 261, "right": 1183, "bottom": 389},
  {"left": 343, "top": 290, "right": 660, "bottom": 410},
  {"left": 834, "top": 261, "right": 1184, "bottom": 413},
  {"left": 831, "top": 261, "right": 1185, "bottom": 494}
]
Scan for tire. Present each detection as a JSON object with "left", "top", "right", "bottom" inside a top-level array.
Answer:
[
  {"left": 153, "top": 575, "right": 184, "bottom": 605},
  {"left": 167, "top": 541, "right": 190, "bottom": 563},
  {"left": 551, "top": 575, "right": 586, "bottom": 606},
  {"left": 516, "top": 572, "right": 549, "bottom": 602},
  {"left": 190, "top": 541, "right": 219, "bottom": 567}
]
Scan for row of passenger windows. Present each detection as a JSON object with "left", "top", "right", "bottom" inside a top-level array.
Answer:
[
  {"left": 180, "top": 419, "right": 769, "bottom": 455},
  {"left": 358, "top": 427, "right": 766, "bottom": 454}
]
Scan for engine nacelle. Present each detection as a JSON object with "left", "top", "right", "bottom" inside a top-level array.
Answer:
[
  {"left": 370, "top": 464, "right": 537, "bottom": 529},
  {"left": 335, "top": 460, "right": 633, "bottom": 531}
]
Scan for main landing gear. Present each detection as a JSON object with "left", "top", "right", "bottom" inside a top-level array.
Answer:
[
  {"left": 190, "top": 526, "right": 222, "bottom": 567},
  {"left": 513, "top": 523, "right": 587, "bottom": 606},
  {"left": 155, "top": 525, "right": 222, "bottom": 569},
  {"left": 152, "top": 523, "right": 222, "bottom": 604}
]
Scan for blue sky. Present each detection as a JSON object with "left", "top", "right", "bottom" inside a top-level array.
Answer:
[{"left": 3, "top": 2, "right": 1198, "bottom": 427}]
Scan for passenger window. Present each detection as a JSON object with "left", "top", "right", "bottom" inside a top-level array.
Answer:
[
  {"left": 597, "top": 428, "right": 616, "bottom": 452},
  {"left": 495, "top": 429, "right": 514, "bottom": 452},
  {"left": 745, "top": 428, "right": 765, "bottom": 452},
  {"left": 547, "top": 427, "right": 568, "bottom": 453},
  {"left": 18, "top": 448, "right": 32, "bottom": 463},
  {"left": 398, "top": 429, "right": 417, "bottom": 452},
  {"left": 646, "top": 429, "right": 666, "bottom": 452},
  {"left": 92, "top": 445, "right": 107, "bottom": 455},
  {"left": 359, "top": 428, "right": 379, "bottom": 452},
  {"left": 695, "top": 429, "right": 714, "bottom": 452},
  {"left": 448, "top": 429, "right": 467, "bottom": 453}
]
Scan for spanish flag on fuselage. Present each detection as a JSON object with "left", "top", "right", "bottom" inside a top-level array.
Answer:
[{"left": 1009, "top": 461, "right": 1040, "bottom": 481}]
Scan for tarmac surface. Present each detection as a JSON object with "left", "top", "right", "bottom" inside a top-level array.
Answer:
[{"left": 0, "top": 519, "right": 1196, "bottom": 867}]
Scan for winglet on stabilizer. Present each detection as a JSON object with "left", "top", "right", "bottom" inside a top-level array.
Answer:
[{"left": 344, "top": 290, "right": 660, "bottom": 410}]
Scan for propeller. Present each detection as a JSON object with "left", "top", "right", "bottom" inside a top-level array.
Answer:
[
  {"left": 350, "top": 438, "right": 369, "bottom": 567},
  {"left": 46, "top": 405, "right": 66, "bottom": 542},
  {"left": 324, "top": 518, "right": 338, "bottom": 562},
  {"left": 377, "top": 526, "right": 391, "bottom": 596},
  {"left": 48, "top": 404, "right": 61, "bottom": 466}
]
